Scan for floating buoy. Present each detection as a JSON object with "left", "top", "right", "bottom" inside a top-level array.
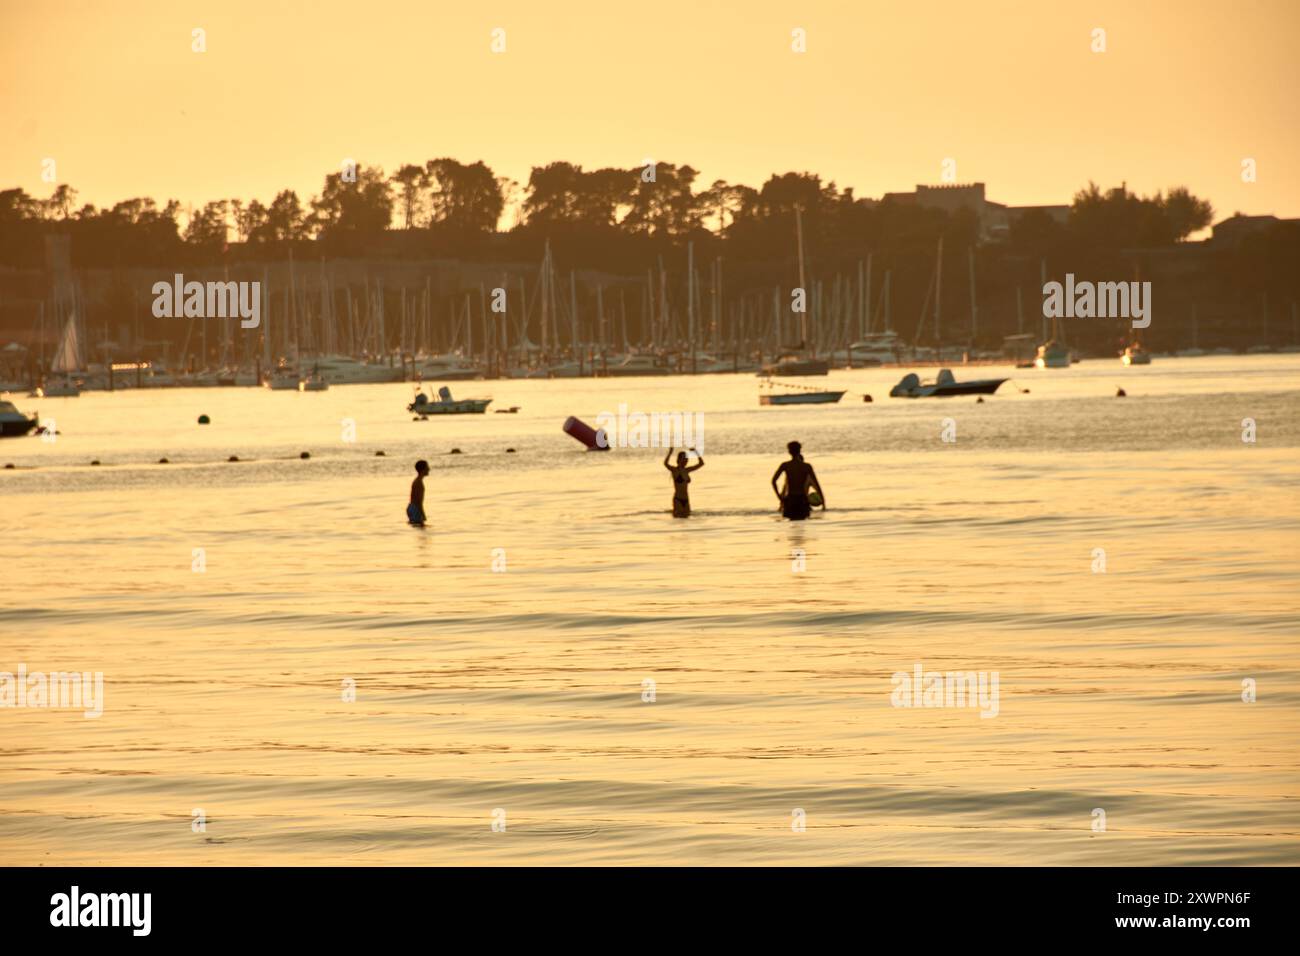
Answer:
[
  {"left": 90, "top": 460, "right": 101, "bottom": 466},
  {"left": 450, "top": 448, "right": 462, "bottom": 455},
  {"left": 158, "top": 457, "right": 169, "bottom": 463},
  {"left": 976, "top": 397, "right": 985, "bottom": 404},
  {"left": 375, "top": 450, "right": 385, "bottom": 456},
  {"left": 862, "top": 394, "right": 873, "bottom": 403},
  {"left": 227, "top": 455, "right": 240, "bottom": 462},
  {"left": 4, "top": 463, "right": 14, "bottom": 469},
  {"left": 1116, "top": 387, "right": 1127, "bottom": 397},
  {"left": 198, "top": 414, "right": 210, "bottom": 424},
  {"left": 563, "top": 415, "right": 610, "bottom": 450},
  {"left": 299, "top": 451, "right": 310, "bottom": 459},
  {"left": 505, "top": 448, "right": 516, "bottom": 453}
]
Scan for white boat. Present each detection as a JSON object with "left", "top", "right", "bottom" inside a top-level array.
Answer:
[
  {"left": 507, "top": 365, "right": 550, "bottom": 379},
  {"left": 408, "top": 385, "right": 491, "bottom": 415},
  {"left": 138, "top": 362, "right": 176, "bottom": 387},
  {"left": 760, "top": 352, "right": 830, "bottom": 376},
  {"left": 265, "top": 367, "right": 301, "bottom": 390},
  {"left": 1034, "top": 340, "right": 1071, "bottom": 369},
  {"left": 1121, "top": 343, "right": 1152, "bottom": 366},
  {"left": 845, "top": 331, "right": 903, "bottom": 367},
  {"left": 416, "top": 354, "right": 481, "bottom": 382},
  {"left": 40, "top": 309, "right": 86, "bottom": 395},
  {"left": 606, "top": 354, "right": 670, "bottom": 377},
  {"left": 546, "top": 360, "right": 586, "bottom": 378},
  {"left": 32, "top": 378, "right": 81, "bottom": 397},
  {"left": 0, "top": 399, "right": 39, "bottom": 436},
  {"left": 309, "top": 354, "right": 404, "bottom": 384}
]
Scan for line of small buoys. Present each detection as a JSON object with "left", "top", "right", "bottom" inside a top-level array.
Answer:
[{"left": 494, "top": 406, "right": 521, "bottom": 414}]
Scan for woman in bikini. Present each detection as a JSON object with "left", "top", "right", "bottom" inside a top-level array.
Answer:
[{"left": 663, "top": 447, "right": 705, "bottom": 517}]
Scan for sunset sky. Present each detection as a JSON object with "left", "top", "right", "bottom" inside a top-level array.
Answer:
[{"left": 2, "top": 0, "right": 1297, "bottom": 227}]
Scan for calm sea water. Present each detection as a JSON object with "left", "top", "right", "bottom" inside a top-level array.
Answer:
[{"left": 3, "top": 355, "right": 1299, "bottom": 865}]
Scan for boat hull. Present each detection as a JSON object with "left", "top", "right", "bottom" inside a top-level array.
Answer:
[
  {"left": 760, "top": 391, "right": 845, "bottom": 405},
  {"left": 408, "top": 399, "right": 492, "bottom": 415},
  {"left": 1, "top": 417, "right": 38, "bottom": 437}
]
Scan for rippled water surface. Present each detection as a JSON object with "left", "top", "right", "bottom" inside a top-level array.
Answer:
[{"left": 3, "top": 355, "right": 1299, "bottom": 864}]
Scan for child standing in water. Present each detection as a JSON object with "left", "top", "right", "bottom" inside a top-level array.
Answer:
[
  {"left": 663, "top": 446, "right": 705, "bottom": 517},
  {"left": 407, "top": 460, "right": 429, "bottom": 526}
]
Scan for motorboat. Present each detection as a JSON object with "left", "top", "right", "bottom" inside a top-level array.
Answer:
[
  {"left": 759, "top": 386, "right": 845, "bottom": 406},
  {"left": 844, "top": 332, "right": 903, "bottom": 367},
  {"left": 546, "top": 360, "right": 586, "bottom": 378},
  {"left": 1034, "top": 340, "right": 1071, "bottom": 369},
  {"left": 31, "top": 377, "right": 81, "bottom": 398},
  {"left": 0, "top": 399, "right": 39, "bottom": 436},
  {"left": 759, "top": 352, "right": 830, "bottom": 376},
  {"left": 415, "top": 354, "right": 482, "bottom": 382},
  {"left": 890, "top": 368, "right": 1007, "bottom": 398},
  {"left": 408, "top": 385, "right": 491, "bottom": 415},
  {"left": 605, "top": 353, "right": 670, "bottom": 377},
  {"left": 1121, "top": 343, "right": 1152, "bottom": 366},
  {"left": 308, "top": 355, "right": 404, "bottom": 384},
  {"left": 265, "top": 367, "right": 302, "bottom": 390}
]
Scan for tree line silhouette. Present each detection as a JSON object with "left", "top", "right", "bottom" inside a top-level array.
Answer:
[{"left": 1, "top": 159, "right": 1296, "bottom": 351}]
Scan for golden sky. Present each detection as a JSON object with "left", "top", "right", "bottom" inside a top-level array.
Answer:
[{"left": 2, "top": 0, "right": 1297, "bottom": 225}]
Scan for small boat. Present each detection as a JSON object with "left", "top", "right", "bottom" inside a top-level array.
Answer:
[
  {"left": 605, "top": 354, "right": 671, "bottom": 377},
  {"left": 759, "top": 387, "right": 845, "bottom": 406},
  {"left": 842, "top": 331, "right": 903, "bottom": 367},
  {"left": 408, "top": 385, "right": 491, "bottom": 416},
  {"left": 0, "top": 399, "right": 39, "bottom": 437},
  {"left": 265, "top": 367, "right": 301, "bottom": 390},
  {"left": 1121, "top": 343, "right": 1152, "bottom": 366},
  {"left": 299, "top": 366, "right": 330, "bottom": 391},
  {"left": 889, "top": 368, "right": 1007, "bottom": 398},
  {"left": 760, "top": 352, "right": 830, "bottom": 376},
  {"left": 32, "top": 378, "right": 81, "bottom": 398},
  {"left": 1034, "top": 340, "right": 1071, "bottom": 369}
]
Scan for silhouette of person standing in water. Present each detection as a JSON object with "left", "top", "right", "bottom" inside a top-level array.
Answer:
[
  {"left": 664, "top": 446, "right": 704, "bottom": 517},
  {"left": 772, "top": 441, "right": 825, "bottom": 520},
  {"left": 407, "top": 460, "right": 429, "bottom": 526}
]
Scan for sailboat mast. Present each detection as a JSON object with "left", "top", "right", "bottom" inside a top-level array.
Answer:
[{"left": 794, "top": 205, "right": 809, "bottom": 351}]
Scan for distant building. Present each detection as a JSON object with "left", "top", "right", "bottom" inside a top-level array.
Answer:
[
  {"left": 880, "top": 182, "right": 1069, "bottom": 242},
  {"left": 1210, "top": 213, "right": 1300, "bottom": 247}
]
